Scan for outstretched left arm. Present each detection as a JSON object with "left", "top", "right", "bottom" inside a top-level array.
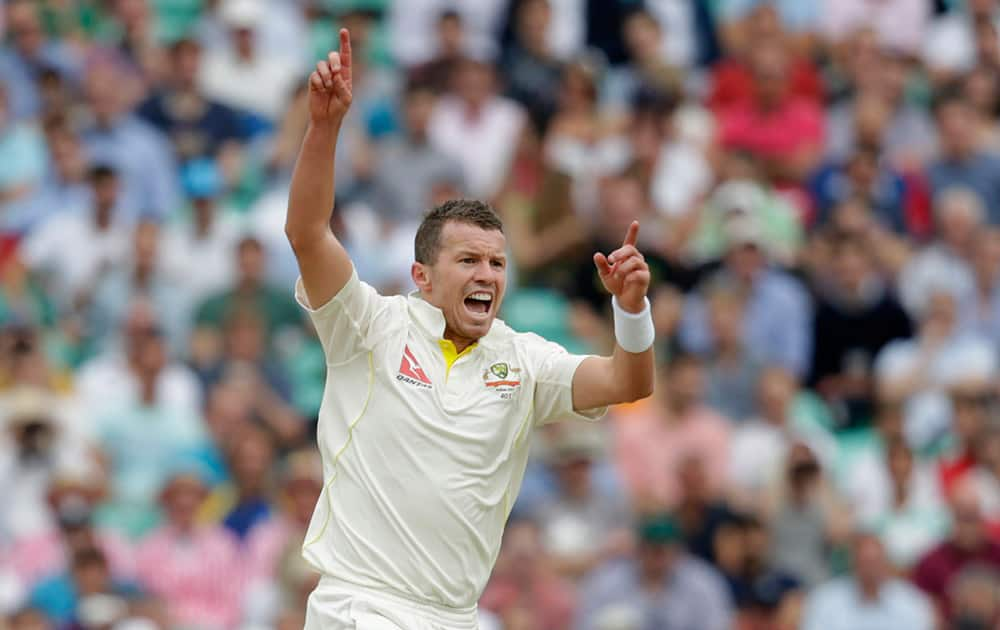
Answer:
[{"left": 572, "top": 221, "right": 656, "bottom": 411}]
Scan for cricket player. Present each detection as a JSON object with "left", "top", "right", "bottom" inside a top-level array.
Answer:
[{"left": 286, "top": 30, "right": 655, "bottom": 630}]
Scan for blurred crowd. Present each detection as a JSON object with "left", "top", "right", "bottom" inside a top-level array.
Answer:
[{"left": 5, "top": 0, "right": 1000, "bottom": 629}]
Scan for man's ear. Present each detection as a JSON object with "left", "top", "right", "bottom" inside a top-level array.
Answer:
[{"left": 412, "top": 262, "right": 431, "bottom": 292}]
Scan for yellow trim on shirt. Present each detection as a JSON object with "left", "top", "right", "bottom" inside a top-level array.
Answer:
[
  {"left": 304, "top": 351, "right": 375, "bottom": 549},
  {"left": 439, "top": 340, "right": 476, "bottom": 383}
]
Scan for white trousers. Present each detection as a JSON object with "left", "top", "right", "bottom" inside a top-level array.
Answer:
[{"left": 303, "top": 576, "right": 479, "bottom": 630}]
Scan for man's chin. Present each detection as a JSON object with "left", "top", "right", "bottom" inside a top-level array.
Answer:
[{"left": 457, "top": 318, "right": 492, "bottom": 341}]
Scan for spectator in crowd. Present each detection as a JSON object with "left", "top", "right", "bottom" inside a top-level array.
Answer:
[
  {"left": 764, "top": 443, "right": 849, "bottom": 588},
  {"left": 428, "top": 57, "right": 524, "bottom": 200},
  {"left": 601, "top": 10, "right": 685, "bottom": 116},
  {"left": 685, "top": 153, "right": 804, "bottom": 266},
  {"left": 716, "top": 39, "right": 824, "bottom": 188},
  {"left": 372, "top": 80, "right": 465, "bottom": 225},
  {"left": 6, "top": 463, "right": 132, "bottom": 596},
  {"left": 542, "top": 60, "right": 631, "bottom": 219},
  {"left": 530, "top": 425, "right": 632, "bottom": 581},
  {"left": 194, "top": 236, "right": 302, "bottom": 341},
  {"left": 80, "top": 60, "right": 180, "bottom": 221},
  {"left": 199, "top": 425, "right": 275, "bottom": 542},
  {"left": 614, "top": 354, "right": 731, "bottom": 510},
  {"left": 938, "top": 356, "right": 999, "bottom": 498},
  {"left": 711, "top": 512, "right": 801, "bottom": 625},
  {"left": 160, "top": 159, "right": 241, "bottom": 306},
  {"left": 728, "top": 367, "right": 836, "bottom": 513},
  {"left": 21, "top": 117, "right": 91, "bottom": 233},
  {"left": 197, "top": 0, "right": 300, "bottom": 124},
  {"left": 899, "top": 186, "right": 983, "bottom": 319},
  {"left": 242, "top": 449, "right": 321, "bottom": 627},
  {"left": 0, "top": 82, "right": 47, "bottom": 232},
  {"left": 28, "top": 546, "right": 142, "bottom": 628},
  {"left": 825, "top": 52, "right": 939, "bottom": 168},
  {"left": 0, "top": 0, "right": 81, "bottom": 121},
  {"left": 0, "top": 387, "right": 95, "bottom": 543},
  {"left": 87, "top": 220, "right": 192, "bottom": 356},
  {"left": 844, "top": 438, "right": 949, "bottom": 569},
  {"left": 821, "top": 0, "right": 929, "bottom": 57},
  {"left": 808, "top": 232, "right": 913, "bottom": 429},
  {"left": 480, "top": 518, "right": 576, "bottom": 630},
  {"left": 501, "top": 0, "right": 564, "bottom": 130},
  {"left": 924, "top": 0, "right": 1000, "bottom": 80},
  {"left": 675, "top": 455, "right": 734, "bottom": 564},
  {"left": 809, "top": 145, "right": 920, "bottom": 237},
  {"left": 21, "top": 164, "right": 131, "bottom": 311},
  {"left": 875, "top": 287, "right": 995, "bottom": 452},
  {"left": 89, "top": 328, "right": 213, "bottom": 538},
  {"left": 135, "top": 469, "right": 242, "bottom": 630},
  {"left": 710, "top": 3, "right": 822, "bottom": 110},
  {"left": 913, "top": 478, "right": 1000, "bottom": 621},
  {"left": 928, "top": 92, "right": 1000, "bottom": 224},
  {"left": 959, "top": 227, "right": 1000, "bottom": 344},
  {"left": 575, "top": 513, "right": 733, "bottom": 630},
  {"left": 801, "top": 531, "right": 934, "bottom": 630},
  {"left": 138, "top": 37, "right": 246, "bottom": 173},
  {"left": 407, "top": 10, "right": 468, "bottom": 94},
  {"left": 680, "top": 215, "right": 812, "bottom": 379},
  {"left": 949, "top": 566, "right": 1000, "bottom": 630},
  {"left": 701, "top": 280, "right": 758, "bottom": 423}
]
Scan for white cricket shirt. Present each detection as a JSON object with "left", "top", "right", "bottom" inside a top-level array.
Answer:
[{"left": 295, "top": 269, "right": 605, "bottom": 609}]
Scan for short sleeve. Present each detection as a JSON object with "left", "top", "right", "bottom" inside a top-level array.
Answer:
[
  {"left": 295, "top": 268, "right": 388, "bottom": 363},
  {"left": 522, "top": 334, "right": 608, "bottom": 426}
]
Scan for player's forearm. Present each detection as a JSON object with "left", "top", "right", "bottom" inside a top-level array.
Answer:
[
  {"left": 608, "top": 343, "right": 655, "bottom": 402},
  {"left": 285, "top": 121, "right": 354, "bottom": 306},
  {"left": 286, "top": 122, "right": 341, "bottom": 244}
]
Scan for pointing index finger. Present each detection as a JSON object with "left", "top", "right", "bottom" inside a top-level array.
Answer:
[
  {"left": 623, "top": 221, "right": 639, "bottom": 248},
  {"left": 339, "top": 28, "right": 352, "bottom": 86}
]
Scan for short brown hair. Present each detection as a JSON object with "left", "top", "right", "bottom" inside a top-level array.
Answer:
[{"left": 414, "top": 199, "right": 503, "bottom": 264}]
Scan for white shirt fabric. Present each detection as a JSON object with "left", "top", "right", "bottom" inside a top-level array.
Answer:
[
  {"left": 427, "top": 97, "right": 525, "bottom": 200},
  {"left": 21, "top": 211, "right": 130, "bottom": 304},
  {"left": 802, "top": 576, "right": 934, "bottom": 630},
  {"left": 924, "top": 12, "right": 1000, "bottom": 74},
  {"left": 874, "top": 335, "right": 996, "bottom": 450},
  {"left": 297, "top": 269, "right": 604, "bottom": 609},
  {"left": 198, "top": 49, "right": 299, "bottom": 121},
  {"left": 822, "top": 0, "right": 929, "bottom": 56},
  {"left": 74, "top": 354, "right": 203, "bottom": 439},
  {"left": 897, "top": 244, "right": 974, "bottom": 319},
  {"left": 546, "top": 0, "right": 586, "bottom": 61},
  {"left": 651, "top": 140, "right": 713, "bottom": 217},
  {"left": 728, "top": 418, "right": 837, "bottom": 496},
  {"left": 646, "top": 0, "right": 698, "bottom": 68},
  {"left": 387, "top": 0, "right": 507, "bottom": 66},
  {"left": 160, "top": 213, "right": 243, "bottom": 304},
  {"left": 844, "top": 451, "right": 948, "bottom": 567}
]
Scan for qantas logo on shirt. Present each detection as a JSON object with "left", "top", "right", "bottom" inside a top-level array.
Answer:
[{"left": 397, "top": 345, "right": 433, "bottom": 389}]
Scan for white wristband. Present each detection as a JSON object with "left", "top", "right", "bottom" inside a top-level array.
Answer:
[{"left": 612, "top": 296, "right": 655, "bottom": 353}]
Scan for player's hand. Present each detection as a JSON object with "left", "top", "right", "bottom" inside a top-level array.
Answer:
[
  {"left": 309, "top": 29, "right": 353, "bottom": 126},
  {"left": 594, "top": 221, "right": 651, "bottom": 313}
]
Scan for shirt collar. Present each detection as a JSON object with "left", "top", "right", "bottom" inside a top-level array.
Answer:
[{"left": 406, "top": 291, "right": 502, "bottom": 348}]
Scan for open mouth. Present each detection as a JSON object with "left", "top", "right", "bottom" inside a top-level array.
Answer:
[{"left": 464, "top": 291, "right": 493, "bottom": 316}]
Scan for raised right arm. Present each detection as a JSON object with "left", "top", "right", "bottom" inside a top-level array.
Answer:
[{"left": 285, "top": 29, "right": 355, "bottom": 309}]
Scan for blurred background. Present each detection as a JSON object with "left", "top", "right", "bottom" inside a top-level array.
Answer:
[{"left": 4, "top": 0, "right": 1000, "bottom": 628}]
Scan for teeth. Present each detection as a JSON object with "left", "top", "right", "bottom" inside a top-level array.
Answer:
[{"left": 468, "top": 292, "right": 492, "bottom": 301}]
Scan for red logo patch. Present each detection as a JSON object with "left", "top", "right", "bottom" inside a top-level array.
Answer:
[{"left": 398, "top": 345, "right": 432, "bottom": 386}]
